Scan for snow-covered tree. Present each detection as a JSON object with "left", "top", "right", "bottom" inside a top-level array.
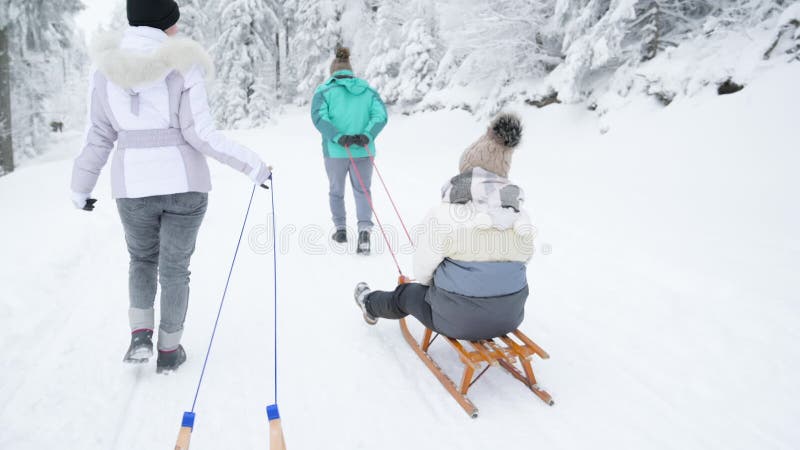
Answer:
[
  {"left": 764, "top": 3, "right": 800, "bottom": 61},
  {"left": 338, "top": 0, "right": 375, "bottom": 72},
  {"left": 277, "top": 0, "right": 297, "bottom": 99},
  {"left": 0, "top": 8, "right": 12, "bottom": 175},
  {"left": 544, "top": 0, "right": 724, "bottom": 100},
  {"left": 394, "top": 1, "right": 443, "bottom": 105},
  {"left": 0, "top": 0, "right": 84, "bottom": 174},
  {"left": 364, "top": 0, "right": 404, "bottom": 104},
  {"left": 627, "top": 0, "right": 714, "bottom": 62},
  {"left": 286, "top": 0, "right": 344, "bottom": 101},
  {"left": 5, "top": 0, "right": 797, "bottom": 155},
  {"left": 211, "top": 0, "right": 281, "bottom": 128},
  {"left": 546, "top": 0, "right": 640, "bottom": 101},
  {"left": 442, "top": 0, "right": 561, "bottom": 98},
  {"left": 181, "top": 0, "right": 213, "bottom": 46}
]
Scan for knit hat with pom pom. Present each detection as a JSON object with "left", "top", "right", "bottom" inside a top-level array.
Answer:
[
  {"left": 330, "top": 47, "right": 353, "bottom": 74},
  {"left": 459, "top": 113, "right": 523, "bottom": 178}
]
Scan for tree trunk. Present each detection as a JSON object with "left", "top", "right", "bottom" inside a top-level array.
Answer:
[
  {"left": 285, "top": 23, "right": 290, "bottom": 60},
  {"left": 642, "top": 2, "right": 660, "bottom": 62},
  {"left": 275, "top": 32, "right": 281, "bottom": 95},
  {"left": 0, "top": 27, "right": 14, "bottom": 175}
]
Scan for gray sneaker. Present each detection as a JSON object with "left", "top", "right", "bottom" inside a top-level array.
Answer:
[
  {"left": 332, "top": 229, "right": 347, "bottom": 243},
  {"left": 354, "top": 282, "right": 378, "bottom": 325},
  {"left": 357, "top": 231, "right": 370, "bottom": 255},
  {"left": 123, "top": 329, "right": 153, "bottom": 363}
]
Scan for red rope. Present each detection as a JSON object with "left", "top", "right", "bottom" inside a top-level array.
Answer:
[
  {"left": 345, "top": 145, "right": 405, "bottom": 277},
  {"left": 368, "top": 154, "right": 415, "bottom": 249}
]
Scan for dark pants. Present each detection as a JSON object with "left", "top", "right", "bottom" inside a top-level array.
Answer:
[{"left": 365, "top": 283, "right": 436, "bottom": 331}]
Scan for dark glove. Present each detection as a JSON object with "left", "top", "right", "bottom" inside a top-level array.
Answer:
[
  {"left": 337, "top": 135, "right": 356, "bottom": 147},
  {"left": 353, "top": 134, "right": 370, "bottom": 147},
  {"left": 83, "top": 199, "right": 98, "bottom": 211}
]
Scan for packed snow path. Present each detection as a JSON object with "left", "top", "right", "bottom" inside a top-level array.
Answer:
[{"left": 2, "top": 66, "right": 799, "bottom": 450}]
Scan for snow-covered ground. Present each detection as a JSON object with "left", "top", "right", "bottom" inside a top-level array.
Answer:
[{"left": 1, "top": 63, "right": 799, "bottom": 450}]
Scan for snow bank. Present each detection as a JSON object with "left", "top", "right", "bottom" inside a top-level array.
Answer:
[{"left": 0, "top": 63, "right": 798, "bottom": 449}]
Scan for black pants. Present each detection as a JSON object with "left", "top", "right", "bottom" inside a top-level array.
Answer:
[{"left": 365, "top": 283, "right": 436, "bottom": 330}]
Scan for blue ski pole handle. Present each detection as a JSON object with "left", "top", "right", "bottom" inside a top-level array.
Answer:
[
  {"left": 175, "top": 412, "right": 195, "bottom": 450},
  {"left": 267, "top": 404, "right": 287, "bottom": 450}
]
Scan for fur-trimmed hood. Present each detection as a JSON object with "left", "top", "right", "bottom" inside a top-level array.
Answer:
[{"left": 90, "top": 29, "right": 214, "bottom": 90}]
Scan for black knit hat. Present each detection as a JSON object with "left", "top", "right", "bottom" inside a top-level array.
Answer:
[{"left": 127, "top": 0, "right": 181, "bottom": 31}]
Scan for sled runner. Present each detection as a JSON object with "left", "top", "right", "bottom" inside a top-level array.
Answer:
[{"left": 399, "top": 318, "right": 553, "bottom": 418}]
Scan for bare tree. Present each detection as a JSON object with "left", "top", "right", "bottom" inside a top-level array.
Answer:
[
  {"left": 276, "top": 32, "right": 281, "bottom": 94},
  {"left": 0, "top": 25, "right": 12, "bottom": 175}
]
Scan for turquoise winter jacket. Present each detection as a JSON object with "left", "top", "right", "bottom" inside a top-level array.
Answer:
[{"left": 311, "top": 70, "right": 388, "bottom": 159}]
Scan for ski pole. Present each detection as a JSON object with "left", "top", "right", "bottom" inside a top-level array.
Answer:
[
  {"left": 267, "top": 405, "right": 287, "bottom": 450},
  {"left": 173, "top": 185, "right": 258, "bottom": 450},
  {"left": 174, "top": 412, "right": 195, "bottom": 450},
  {"left": 266, "top": 175, "right": 287, "bottom": 450}
]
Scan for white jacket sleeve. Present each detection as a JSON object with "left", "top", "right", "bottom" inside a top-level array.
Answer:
[
  {"left": 71, "top": 72, "right": 118, "bottom": 196},
  {"left": 179, "top": 67, "right": 271, "bottom": 184},
  {"left": 412, "top": 205, "right": 449, "bottom": 286}
]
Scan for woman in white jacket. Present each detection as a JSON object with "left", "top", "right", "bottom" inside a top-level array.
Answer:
[
  {"left": 70, "top": 0, "right": 272, "bottom": 373},
  {"left": 354, "top": 114, "right": 535, "bottom": 341}
]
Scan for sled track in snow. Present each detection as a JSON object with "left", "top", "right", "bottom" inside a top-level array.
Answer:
[{"left": 109, "top": 365, "right": 146, "bottom": 450}]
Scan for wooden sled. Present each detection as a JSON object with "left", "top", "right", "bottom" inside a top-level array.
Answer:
[{"left": 399, "top": 318, "right": 553, "bottom": 418}]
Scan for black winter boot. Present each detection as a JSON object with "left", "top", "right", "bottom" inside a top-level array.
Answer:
[
  {"left": 357, "top": 231, "right": 371, "bottom": 255},
  {"left": 332, "top": 229, "right": 347, "bottom": 243},
  {"left": 156, "top": 345, "right": 187, "bottom": 374},
  {"left": 123, "top": 329, "right": 153, "bottom": 363}
]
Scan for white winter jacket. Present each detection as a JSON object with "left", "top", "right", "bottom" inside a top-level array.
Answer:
[
  {"left": 413, "top": 169, "right": 535, "bottom": 285},
  {"left": 71, "top": 27, "right": 270, "bottom": 200}
]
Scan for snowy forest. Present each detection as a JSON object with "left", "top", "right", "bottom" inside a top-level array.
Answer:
[
  {"left": 2, "top": 1, "right": 800, "bottom": 448},
  {"left": 1, "top": 0, "right": 799, "bottom": 175}
]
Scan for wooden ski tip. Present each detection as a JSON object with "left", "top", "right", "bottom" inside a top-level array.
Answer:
[{"left": 174, "top": 412, "right": 195, "bottom": 450}]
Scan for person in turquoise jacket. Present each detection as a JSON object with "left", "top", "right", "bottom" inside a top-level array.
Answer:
[{"left": 311, "top": 47, "right": 388, "bottom": 255}]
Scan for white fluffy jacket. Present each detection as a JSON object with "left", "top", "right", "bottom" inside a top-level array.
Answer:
[
  {"left": 413, "top": 172, "right": 535, "bottom": 286},
  {"left": 71, "top": 26, "right": 270, "bottom": 200}
]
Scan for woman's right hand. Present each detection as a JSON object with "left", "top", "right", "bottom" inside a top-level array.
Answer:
[
  {"left": 338, "top": 135, "right": 370, "bottom": 147},
  {"left": 71, "top": 192, "right": 97, "bottom": 211},
  {"left": 353, "top": 135, "right": 370, "bottom": 146}
]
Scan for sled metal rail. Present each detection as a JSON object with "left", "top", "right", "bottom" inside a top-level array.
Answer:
[{"left": 399, "top": 318, "right": 554, "bottom": 418}]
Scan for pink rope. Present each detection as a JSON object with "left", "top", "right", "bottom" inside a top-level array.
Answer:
[
  {"left": 345, "top": 145, "right": 405, "bottom": 277},
  {"left": 368, "top": 154, "right": 415, "bottom": 249}
]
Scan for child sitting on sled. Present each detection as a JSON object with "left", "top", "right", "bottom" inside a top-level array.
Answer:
[{"left": 353, "top": 113, "right": 534, "bottom": 341}]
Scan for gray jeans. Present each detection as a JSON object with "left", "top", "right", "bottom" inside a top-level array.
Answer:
[
  {"left": 324, "top": 157, "right": 374, "bottom": 231},
  {"left": 116, "top": 192, "right": 208, "bottom": 351}
]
